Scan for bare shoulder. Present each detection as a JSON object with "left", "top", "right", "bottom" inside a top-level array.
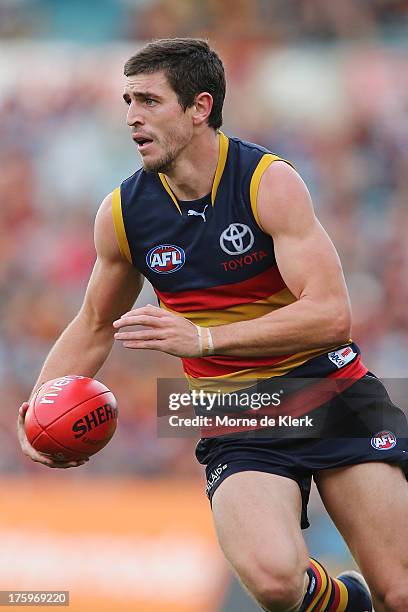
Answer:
[{"left": 257, "top": 161, "right": 315, "bottom": 236}]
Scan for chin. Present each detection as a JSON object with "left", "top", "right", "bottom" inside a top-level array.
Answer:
[
  {"left": 143, "top": 160, "right": 165, "bottom": 173},
  {"left": 143, "top": 154, "right": 175, "bottom": 174}
]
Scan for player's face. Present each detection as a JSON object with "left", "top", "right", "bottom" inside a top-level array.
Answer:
[{"left": 123, "top": 71, "right": 193, "bottom": 173}]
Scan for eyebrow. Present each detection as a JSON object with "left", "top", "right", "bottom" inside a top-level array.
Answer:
[{"left": 123, "top": 90, "right": 163, "bottom": 101}]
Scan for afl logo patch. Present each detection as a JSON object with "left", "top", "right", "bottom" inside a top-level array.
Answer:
[
  {"left": 146, "top": 245, "right": 185, "bottom": 274},
  {"left": 370, "top": 431, "right": 397, "bottom": 450}
]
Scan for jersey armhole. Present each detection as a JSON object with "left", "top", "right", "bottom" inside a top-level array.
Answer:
[
  {"left": 249, "top": 154, "right": 295, "bottom": 232},
  {"left": 111, "top": 186, "right": 133, "bottom": 264}
]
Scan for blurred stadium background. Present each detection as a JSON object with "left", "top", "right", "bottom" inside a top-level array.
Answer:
[{"left": 0, "top": 1, "right": 407, "bottom": 610}]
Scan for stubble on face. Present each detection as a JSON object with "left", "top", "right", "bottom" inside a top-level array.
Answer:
[
  {"left": 142, "top": 148, "right": 176, "bottom": 174},
  {"left": 142, "top": 123, "right": 191, "bottom": 174}
]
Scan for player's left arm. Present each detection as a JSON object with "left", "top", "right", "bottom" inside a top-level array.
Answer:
[{"left": 210, "top": 161, "right": 352, "bottom": 355}]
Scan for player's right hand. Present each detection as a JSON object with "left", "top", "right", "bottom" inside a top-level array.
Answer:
[{"left": 17, "top": 402, "right": 89, "bottom": 469}]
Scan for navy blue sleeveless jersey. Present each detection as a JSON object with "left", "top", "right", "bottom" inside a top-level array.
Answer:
[{"left": 112, "top": 132, "right": 366, "bottom": 387}]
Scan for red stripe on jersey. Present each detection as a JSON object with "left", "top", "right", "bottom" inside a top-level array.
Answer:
[
  {"left": 198, "top": 356, "right": 368, "bottom": 437},
  {"left": 182, "top": 353, "right": 292, "bottom": 378},
  {"left": 183, "top": 350, "right": 366, "bottom": 381},
  {"left": 155, "top": 265, "right": 287, "bottom": 312}
]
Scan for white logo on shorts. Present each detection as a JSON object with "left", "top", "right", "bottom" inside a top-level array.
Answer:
[{"left": 205, "top": 463, "right": 228, "bottom": 496}]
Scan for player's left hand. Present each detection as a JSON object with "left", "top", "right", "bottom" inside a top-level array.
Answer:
[{"left": 113, "top": 304, "right": 201, "bottom": 357}]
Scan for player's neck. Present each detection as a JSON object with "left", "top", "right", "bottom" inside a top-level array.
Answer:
[{"left": 162, "top": 129, "right": 219, "bottom": 201}]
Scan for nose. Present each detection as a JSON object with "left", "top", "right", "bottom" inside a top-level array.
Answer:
[{"left": 126, "top": 101, "right": 144, "bottom": 127}]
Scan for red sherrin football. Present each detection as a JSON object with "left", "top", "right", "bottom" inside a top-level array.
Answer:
[{"left": 25, "top": 375, "right": 118, "bottom": 461}]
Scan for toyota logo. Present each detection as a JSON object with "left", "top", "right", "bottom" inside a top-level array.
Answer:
[{"left": 220, "top": 223, "right": 254, "bottom": 255}]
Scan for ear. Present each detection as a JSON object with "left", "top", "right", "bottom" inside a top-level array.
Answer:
[{"left": 191, "top": 92, "right": 213, "bottom": 126}]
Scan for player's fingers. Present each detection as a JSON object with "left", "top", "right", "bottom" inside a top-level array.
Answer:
[
  {"left": 18, "top": 402, "right": 30, "bottom": 418},
  {"left": 134, "top": 303, "right": 162, "bottom": 313},
  {"left": 119, "top": 304, "right": 164, "bottom": 319},
  {"left": 17, "top": 412, "right": 25, "bottom": 431},
  {"left": 48, "top": 460, "right": 88, "bottom": 469},
  {"left": 122, "top": 339, "right": 165, "bottom": 350},
  {"left": 16, "top": 414, "right": 29, "bottom": 443},
  {"left": 113, "top": 314, "right": 164, "bottom": 329},
  {"left": 123, "top": 312, "right": 166, "bottom": 324},
  {"left": 139, "top": 303, "right": 163, "bottom": 315},
  {"left": 22, "top": 447, "right": 54, "bottom": 466},
  {"left": 114, "top": 329, "right": 166, "bottom": 341},
  {"left": 30, "top": 452, "right": 89, "bottom": 468},
  {"left": 16, "top": 422, "right": 56, "bottom": 467}
]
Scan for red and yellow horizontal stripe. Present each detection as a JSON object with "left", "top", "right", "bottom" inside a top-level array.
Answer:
[
  {"left": 155, "top": 266, "right": 288, "bottom": 314},
  {"left": 155, "top": 266, "right": 346, "bottom": 387},
  {"left": 182, "top": 348, "right": 331, "bottom": 381}
]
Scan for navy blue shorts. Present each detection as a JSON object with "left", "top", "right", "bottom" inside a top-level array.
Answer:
[{"left": 195, "top": 374, "right": 408, "bottom": 529}]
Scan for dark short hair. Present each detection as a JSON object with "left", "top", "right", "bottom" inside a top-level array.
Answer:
[{"left": 124, "top": 38, "right": 226, "bottom": 130}]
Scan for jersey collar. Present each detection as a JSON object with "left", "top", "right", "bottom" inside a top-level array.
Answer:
[{"left": 158, "top": 130, "right": 229, "bottom": 215}]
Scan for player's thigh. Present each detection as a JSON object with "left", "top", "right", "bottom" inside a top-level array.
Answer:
[
  {"left": 315, "top": 462, "right": 408, "bottom": 595},
  {"left": 212, "top": 471, "right": 309, "bottom": 591}
]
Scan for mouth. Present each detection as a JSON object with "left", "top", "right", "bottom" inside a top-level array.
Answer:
[{"left": 132, "top": 134, "right": 154, "bottom": 152}]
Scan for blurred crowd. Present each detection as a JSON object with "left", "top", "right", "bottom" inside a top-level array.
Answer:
[
  {"left": 0, "top": 3, "right": 407, "bottom": 481},
  {"left": 0, "top": 0, "right": 407, "bottom": 43}
]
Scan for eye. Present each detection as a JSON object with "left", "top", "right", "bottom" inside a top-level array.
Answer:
[
  {"left": 145, "top": 98, "right": 157, "bottom": 107},
  {"left": 123, "top": 97, "right": 131, "bottom": 106}
]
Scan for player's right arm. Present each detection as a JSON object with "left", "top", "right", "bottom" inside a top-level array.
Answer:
[{"left": 17, "top": 191, "right": 143, "bottom": 468}]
